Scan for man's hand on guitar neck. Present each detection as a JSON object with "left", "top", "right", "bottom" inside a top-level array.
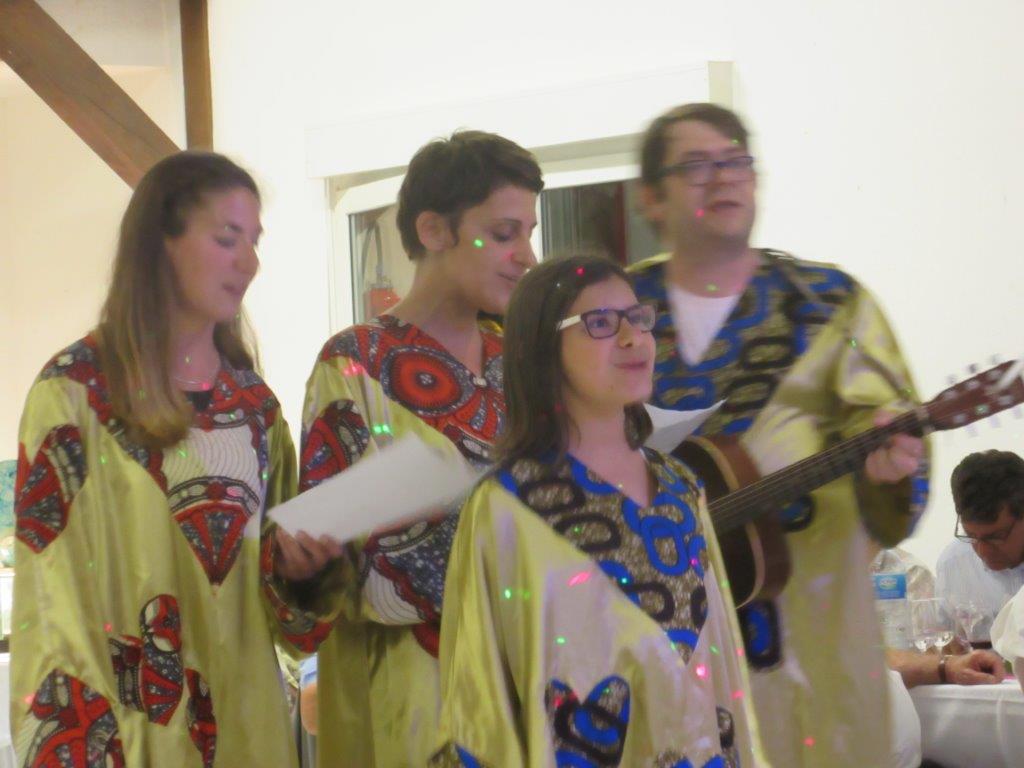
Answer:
[{"left": 864, "top": 410, "right": 925, "bottom": 484}]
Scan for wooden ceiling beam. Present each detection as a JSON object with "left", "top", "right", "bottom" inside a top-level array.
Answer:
[
  {"left": 0, "top": 0, "right": 179, "bottom": 187},
  {"left": 179, "top": 0, "right": 213, "bottom": 149}
]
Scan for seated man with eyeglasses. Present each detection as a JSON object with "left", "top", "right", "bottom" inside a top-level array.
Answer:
[
  {"left": 936, "top": 450, "right": 1024, "bottom": 647},
  {"left": 630, "top": 102, "right": 929, "bottom": 767}
]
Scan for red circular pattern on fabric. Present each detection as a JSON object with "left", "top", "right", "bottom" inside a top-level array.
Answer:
[{"left": 385, "top": 349, "right": 467, "bottom": 412}]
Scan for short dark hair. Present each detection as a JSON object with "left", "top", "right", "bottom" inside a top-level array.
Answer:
[
  {"left": 496, "top": 254, "right": 652, "bottom": 465},
  {"left": 951, "top": 450, "right": 1024, "bottom": 523},
  {"left": 396, "top": 130, "right": 544, "bottom": 260},
  {"left": 639, "top": 102, "right": 750, "bottom": 189}
]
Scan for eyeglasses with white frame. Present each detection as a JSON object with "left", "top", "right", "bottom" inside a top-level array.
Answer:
[{"left": 557, "top": 302, "right": 657, "bottom": 340}]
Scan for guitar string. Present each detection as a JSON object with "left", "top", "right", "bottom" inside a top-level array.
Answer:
[{"left": 709, "top": 387, "right": 1017, "bottom": 531}]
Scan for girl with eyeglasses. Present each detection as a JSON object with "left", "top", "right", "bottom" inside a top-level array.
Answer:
[{"left": 431, "top": 255, "right": 765, "bottom": 767}]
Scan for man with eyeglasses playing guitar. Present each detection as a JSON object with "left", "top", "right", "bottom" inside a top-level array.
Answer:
[{"left": 631, "top": 103, "right": 928, "bottom": 768}]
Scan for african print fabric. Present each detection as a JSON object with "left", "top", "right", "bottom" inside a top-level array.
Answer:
[
  {"left": 263, "top": 315, "right": 505, "bottom": 767},
  {"left": 431, "top": 450, "right": 765, "bottom": 767},
  {"left": 630, "top": 251, "right": 931, "bottom": 768},
  {"left": 12, "top": 335, "right": 298, "bottom": 767}
]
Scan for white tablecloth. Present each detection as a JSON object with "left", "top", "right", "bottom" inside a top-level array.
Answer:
[
  {"left": 910, "top": 679, "right": 1024, "bottom": 768},
  {"left": 0, "top": 653, "right": 12, "bottom": 768}
]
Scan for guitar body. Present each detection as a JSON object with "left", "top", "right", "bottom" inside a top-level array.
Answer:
[
  {"left": 673, "top": 435, "right": 791, "bottom": 607},
  {"left": 667, "top": 360, "right": 1024, "bottom": 607}
]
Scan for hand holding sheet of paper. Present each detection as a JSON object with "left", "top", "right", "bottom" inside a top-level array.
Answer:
[
  {"left": 644, "top": 401, "right": 724, "bottom": 453},
  {"left": 269, "top": 433, "right": 482, "bottom": 543},
  {"left": 273, "top": 528, "right": 344, "bottom": 581}
]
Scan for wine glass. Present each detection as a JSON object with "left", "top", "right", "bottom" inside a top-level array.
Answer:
[
  {"left": 952, "top": 600, "right": 983, "bottom": 650},
  {"left": 911, "top": 598, "right": 955, "bottom": 653}
]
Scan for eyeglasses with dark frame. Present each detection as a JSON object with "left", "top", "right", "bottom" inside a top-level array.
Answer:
[
  {"left": 557, "top": 302, "right": 657, "bottom": 339},
  {"left": 657, "top": 155, "right": 756, "bottom": 186},
  {"left": 954, "top": 515, "right": 1021, "bottom": 545}
]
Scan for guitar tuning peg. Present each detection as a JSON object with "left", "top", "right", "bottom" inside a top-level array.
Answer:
[
  {"left": 947, "top": 374, "right": 958, "bottom": 386},
  {"left": 990, "top": 354, "right": 1002, "bottom": 365},
  {"left": 968, "top": 363, "right": 979, "bottom": 374},
  {"left": 967, "top": 424, "right": 979, "bottom": 438}
]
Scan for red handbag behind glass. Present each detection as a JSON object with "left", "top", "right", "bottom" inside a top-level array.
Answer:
[{"left": 361, "top": 222, "right": 400, "bottom": 319}]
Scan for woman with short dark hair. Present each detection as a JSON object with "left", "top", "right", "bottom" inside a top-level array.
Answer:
[{"left": 265, "top": 130, "right": 544, "bottom": 767}]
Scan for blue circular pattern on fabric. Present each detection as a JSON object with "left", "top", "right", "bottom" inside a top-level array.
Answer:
[
  {"left": 650, "top": 374, "right": 717, "bottom": 411},
  {"left": 569, "top": 457, "right": 616, "bottom": 495},
  {"left": 576, "top": 675, "right": 630, "bottom": 745},
  {"left": 743, "top": 604, "right": 774, "bottom": 656},
  {"left": 647, "top": 494, "right": 698, "bottom": 536},
  {"left": 455, "top": 745, "right": 483, "bottom": 767},
  {"left": 687, "top": 535, "right": 707, "bottom": 580},
  {"left": 687, "top": 328, "right": 742, "bottom": 373},
  {"left": 720, "top": 418, "right": 753, "bottom": 436},
  {"left": 655, "top": 469, "right": 689, "bottom": 495},
  {"left": 780, "top": 496, "right": 814, "bottom": 532},
  {"left": 496, "top": 467, "right": 519, "bottom": 495},
  {"left": 574, "top": 709, "right": 620, "bottom": 747},
  {"left": 729, "top": 276, "right": 771, "bottom": 329},
  {"left": 598, "top": 560, "right": 640, "bottom": 605},
  {"left": 641, "top": 260, "right": 853, "bottom": 448},
  {"left": 667, "top": 627, "right": 700, "bottom": 650},
  {"left": 636, "top": 516, "right": 690, "bottom": 576}
]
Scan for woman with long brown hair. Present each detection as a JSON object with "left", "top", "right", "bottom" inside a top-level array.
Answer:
[
  {"left": 432, "top": 255, "right": 767, "bottom": 767},
  {"left": 12, "top": 151, "right": 299, "bottom": 767}
]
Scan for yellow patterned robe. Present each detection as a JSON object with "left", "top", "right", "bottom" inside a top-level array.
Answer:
[
  {"left": 432, "top": 450, "right": 767, "bottom": 768},
  {"left": 630, "top": 251, "right": 930, "bottom": 768},
  {"left": 11, "top": 335, "right": 298, "bottom": 767},
  {"left": 263, "top": 316, "right": 505, "bottom": 767}
]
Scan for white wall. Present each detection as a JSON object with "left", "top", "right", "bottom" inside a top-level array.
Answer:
[
  {"left": 198, "top": 0, "right": 1020, "bottom": 569},
  {"left": 731, "top": 2, "right": 1024, "bottom": 568},
  {"left": 0, "top": 0, "right": 184, "bottom": 456},
  {"left": 204, "top": 0, "right": 737, "bottom": 458}
]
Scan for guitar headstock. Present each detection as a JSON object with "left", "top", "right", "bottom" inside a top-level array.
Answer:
[{"left": 926, "top": 360, "right": 1024, "bottom": 432}]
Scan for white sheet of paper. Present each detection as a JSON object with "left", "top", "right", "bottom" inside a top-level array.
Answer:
[
  {"left": 269, "top": 434, "right": 481, "bottom": 540},
  {"left": 644, "top": 401, "right": 724, "bottom": 453}
]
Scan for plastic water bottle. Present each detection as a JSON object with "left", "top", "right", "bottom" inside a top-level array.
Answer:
[{"left": 872, "top": 549, "right": 912, "bottom": 649}]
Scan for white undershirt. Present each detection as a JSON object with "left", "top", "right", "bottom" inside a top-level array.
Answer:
[{"left": 666, "top": 284, "right": 741, "bottom": 366}]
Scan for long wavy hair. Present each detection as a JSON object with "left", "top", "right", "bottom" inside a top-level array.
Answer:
[
  {"left": 96, "top": 151, "right": 259, "bottom": 448},
  {"left": 496, "top": 254, "right": 652, "bottom": 466}
]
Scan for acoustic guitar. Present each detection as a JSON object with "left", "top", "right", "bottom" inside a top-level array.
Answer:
[{"left": 673, "top": 360, "right": 1024, "bottom": 607}]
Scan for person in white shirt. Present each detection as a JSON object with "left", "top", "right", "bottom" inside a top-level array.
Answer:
[
  {"left": 936, "top": 450, "right": 1024, "bottom": 645},
  {"left": 875, "top": 546, "right": 1004, "bottom": 768}
]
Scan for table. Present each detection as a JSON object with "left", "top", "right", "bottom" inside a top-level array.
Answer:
[
  {"left": 910, "top": 679, "right": 1024, "bottom": 768},
  {"left": 0, "top": 653, "right": 12, "bottom": 767}
]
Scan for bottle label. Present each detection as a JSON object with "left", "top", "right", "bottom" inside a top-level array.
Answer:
[{"left": 873, "top": 573, "right": 907, "bottom": 600}]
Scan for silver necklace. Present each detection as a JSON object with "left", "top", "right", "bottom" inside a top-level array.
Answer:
[{"left": 172, "top": 360, "right": 220, "bottom": 388}]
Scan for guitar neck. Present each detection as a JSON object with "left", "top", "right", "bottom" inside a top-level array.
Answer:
[{"left": 709, "top": 410, "right": 925, "bottom": 533}]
